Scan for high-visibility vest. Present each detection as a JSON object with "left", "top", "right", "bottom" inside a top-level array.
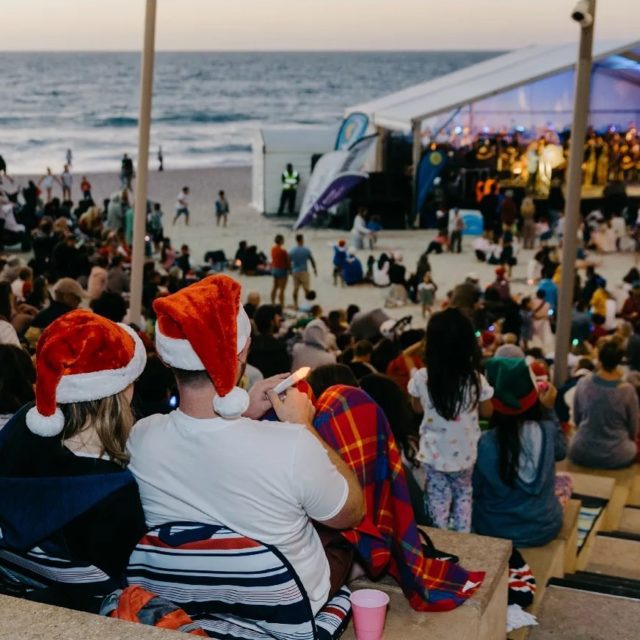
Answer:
[{"left": 282, "top": 170, "right": 299, "bottom": 190}]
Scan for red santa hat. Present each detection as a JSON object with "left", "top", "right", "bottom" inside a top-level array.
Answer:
[
  {"left": 26, "top": 309, "right": 147, "bottom": 437},
  {"left": 153, "top": 274, "right": 252, "bottom": 420}
]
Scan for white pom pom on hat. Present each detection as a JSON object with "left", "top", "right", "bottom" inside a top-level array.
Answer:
[
  {"left": 153, "top": 274, "right": 252, "bottom": 420},
  {"left": 26, "top": 310, "right": 147, "bottom": 437}
]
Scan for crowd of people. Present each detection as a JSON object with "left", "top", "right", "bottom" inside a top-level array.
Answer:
[{"left": 1, "top": 147, "right": 640, "bottom": 635}]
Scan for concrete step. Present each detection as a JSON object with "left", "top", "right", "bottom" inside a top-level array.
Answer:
[
  {"left": 619, "top": 506, "right": 640, "bottom": 534},
  {"left": 343, "top": 527, "right": 511, "bottom": 640},
  {"left": 585, "top": 533, "right": 640, "bottom": 581},
  {"left": 556, "top": 462, "right": 636, "bottom": 531},
  {"left": 528, "top": 584, "right": 640, "bottom": 640},
  {"left": 0, "top": 594, "right": 176, "bottom": 640}
]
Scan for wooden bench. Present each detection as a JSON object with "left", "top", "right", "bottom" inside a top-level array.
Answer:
[
  {"left": 556, "top": 460, "right": 636, "bottom": 531},
  {"left": 343, "top": 527, "right": 511, "bottom": 640}
]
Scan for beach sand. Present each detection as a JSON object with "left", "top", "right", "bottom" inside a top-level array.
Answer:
[{"left": 10, "top": 166, "right": 637, "bottom": 326}]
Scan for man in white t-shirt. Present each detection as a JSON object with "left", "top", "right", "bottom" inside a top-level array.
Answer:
[
  {"left": 127, "top": 275, "right": 364, "bottom": 614},
  {"left": 172, "top": 186, "right": 190, "bottom": 226}
]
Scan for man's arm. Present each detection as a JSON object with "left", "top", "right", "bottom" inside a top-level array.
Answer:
[
  {"left": 309, "top": 253, "right": 317, "bottom": 276},
  {"left": 268, "top": 388, "right": 365, "bottom": 530}
]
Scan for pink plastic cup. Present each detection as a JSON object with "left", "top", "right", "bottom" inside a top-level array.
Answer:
[{"left": 350, "top": 588, "right": 390, "bottom": 640}]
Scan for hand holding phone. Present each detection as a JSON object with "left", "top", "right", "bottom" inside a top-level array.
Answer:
[{"left": 272, "top": 367, "right": 311, "bottom": 395}]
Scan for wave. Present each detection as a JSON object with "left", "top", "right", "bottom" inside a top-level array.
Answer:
[
  {"left": 155, "top": 112, "right": 253, "bottom": 125},
  {"left": 94, "top": 116, "right": 138, "bottom": 127},
  {"left": 185, "top": 144, "right": 252, "bottom": 154}
]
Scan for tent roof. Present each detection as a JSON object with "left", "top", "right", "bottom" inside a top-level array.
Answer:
[
  {"left": 258, "top": 126, "right": 337, "bottom": 153},
  {"left": 348, "top": 40, "right": 640, "bottom": 131}
]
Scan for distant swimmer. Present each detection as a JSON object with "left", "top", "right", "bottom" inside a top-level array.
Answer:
[
  {"left": 158, "top": 146, "right": 164, "bottom": 172},
  {"left": 66, "top": 148, "right": 73, "bottom": 167},
  {"left": 277, "top": 162, "right": 299, "bottom": 216},
  {"left": 173, "top": 186, "right": 190, "bottom": 226}
]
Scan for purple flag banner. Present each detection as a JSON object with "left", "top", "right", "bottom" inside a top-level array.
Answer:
[{"left": 294, "top": 172, "right": 367, "bottom": 230}]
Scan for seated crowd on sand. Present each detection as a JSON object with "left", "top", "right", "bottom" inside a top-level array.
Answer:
[{"left": 0, "top": 177, "right": 640, "bottom": 635}]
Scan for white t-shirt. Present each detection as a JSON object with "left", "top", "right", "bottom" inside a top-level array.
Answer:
[
  {"left": 176, "top": 191, "right": 189, "bottom": 209},
  {"left": 0, "top": 319, "right": 20, "bottom": 347},
  {"left": 408, "top": 368, "right": 493, "bottom": 472},
  {"left": 127, "top": 410, "right": 349, "bottom": 615}
]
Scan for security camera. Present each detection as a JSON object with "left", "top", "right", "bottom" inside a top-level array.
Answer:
[{"left": 571, "top": 0, "right": 593, "bottom": 27}]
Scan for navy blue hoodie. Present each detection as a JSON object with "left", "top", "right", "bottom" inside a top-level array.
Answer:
[{"left": 0, "top": 404, "right": 146, "bottom": 611}]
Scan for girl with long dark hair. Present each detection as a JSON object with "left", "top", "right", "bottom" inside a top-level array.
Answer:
[
  {"left": 408, "top": 308, "right": 493, "bottom": 532},
  {"left": 473, "top": 357, "right": 566, "bottom": 547}
]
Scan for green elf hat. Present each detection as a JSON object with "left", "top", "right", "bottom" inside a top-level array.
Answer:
[{"left": 485, "top": 357, "right": 538, "bottom": 416}]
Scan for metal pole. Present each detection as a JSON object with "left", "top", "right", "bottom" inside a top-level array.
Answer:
[
  {"left": 411, "top": 120, "right": 422, "bottom": 226},
  {"left": 554, "top": 0, "right": 596, "bottom": 387},
  {"left": 129, "top": 0, "right": 157, "bottom": 327}
]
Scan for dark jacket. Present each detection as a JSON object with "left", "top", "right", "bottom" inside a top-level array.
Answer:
[
  {"left": 0, "top": 405, "right": 146, "bottom": 612},
  {"left": 472, "top": 413, "right": 567, "bottom": 548}
]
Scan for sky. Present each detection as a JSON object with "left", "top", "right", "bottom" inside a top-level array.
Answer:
[{"left": 2, "top": 0, "right": 639, "bottom": 51}]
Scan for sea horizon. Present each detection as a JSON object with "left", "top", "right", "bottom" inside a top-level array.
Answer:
[{"left": 1, "top": 50, "right": 501, "bottom": 174}]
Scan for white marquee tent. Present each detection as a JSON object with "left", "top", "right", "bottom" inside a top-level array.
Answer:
[{"left": 347, "top": 39, "right": 640, "bottom": 172}]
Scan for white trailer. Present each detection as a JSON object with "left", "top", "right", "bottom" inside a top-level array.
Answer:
[{"left": 251, "top": 126, "right": 337, "bottom": 215}]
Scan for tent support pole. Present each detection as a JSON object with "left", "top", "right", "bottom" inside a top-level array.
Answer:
[
  {"left": 375, "top": 126, "right": 387, "bottom": 172},
  {"left": 554, "top": 0, "right": 596, "bottom": 387},
  {"left": 411, "top": 120, "right": 422, "bottom": 226},
  {"left": 129, "top": 0, "right": 157, "bottom": 327}
]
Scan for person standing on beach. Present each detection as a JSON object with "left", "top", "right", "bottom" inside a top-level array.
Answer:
[
  {"left": 157, "top": 146, "right": 164, "bottom": 172},
  {"left": 60, "top": 165, "right": 73, "bottom": 202},
  {"left": 173, "top": 186, "right": 190, "bottom": 226},
  {"left": 277, "top": 163, "right": 299, "bottom": 215},
  {"left": 215, "top": 190, "right": 230, "bottom": 227},
  {"left": 270, "top": 234, "right": 289, "bottom": 306},
  {"left": 289, "top": 233, "right": 317, "bottom": 308},
  {"left": 38, "top": 168, "right": 59, "bottom": 203},
  {"left": 120, "top": 153, "right": 134, "bottom": 189},
  {"left": 80, "top": 176, "right": 92, "bottom": 201}
]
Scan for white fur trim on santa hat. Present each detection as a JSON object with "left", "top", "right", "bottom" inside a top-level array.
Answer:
[
  {"left": 26, "top": 406, "right": 65, "bottom": 437},
  {"left": 55, "top": 324, "right": 147, "bottom": 404},
  {"left": 213, "top": 386, "right": 250, "bottom": 420},
  {"left": 155, "top": 305, "right": 252, "bottom": 371}
]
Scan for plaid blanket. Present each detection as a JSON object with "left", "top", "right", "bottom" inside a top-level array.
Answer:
[{"left": 313, "top": 384, "right": 484, "bottom": 612}]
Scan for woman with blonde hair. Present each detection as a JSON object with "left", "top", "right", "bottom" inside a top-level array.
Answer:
[{"left": 0, "top": 310, "right": 147, "bottom": 612}]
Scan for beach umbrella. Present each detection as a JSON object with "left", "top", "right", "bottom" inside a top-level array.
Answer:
[{"left": 129, "top": 0, "right": 157, "bottom": 326}]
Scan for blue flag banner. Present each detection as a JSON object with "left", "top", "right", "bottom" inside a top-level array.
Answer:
[
  {"left": 416, "top": 149, "right": 447, "bottom": 215},
  {"left": 335, "top": 112, "right": 369, "bottom": 150}
]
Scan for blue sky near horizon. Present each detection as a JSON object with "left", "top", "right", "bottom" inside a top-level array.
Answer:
[{"left": 3, "top": 0, "right": 639, "bottom": 51}]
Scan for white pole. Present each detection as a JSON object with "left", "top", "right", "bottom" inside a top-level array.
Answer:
[
  {"left": 411, "top": 120, "right": 422, "bottom": 224},
  {"left": 554, "top": 0, "right": 596, "bottom": 386},
  {"left": 129, "top": 0, "right": 157, "bottom": 327}
]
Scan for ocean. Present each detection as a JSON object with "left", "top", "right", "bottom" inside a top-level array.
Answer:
[{"left": 1, "top": 51, "right": 500, "bottom": 174}]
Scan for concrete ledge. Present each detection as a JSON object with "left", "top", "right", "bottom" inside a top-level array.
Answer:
[
  {"left": 343, "top": 527, "right": 511, "bottom": 640},
  {"left": 557, "top": 462, "right": 633, "bottom": 530},
  {"left": 0, "top": 594, "right": 179, "bottom": 640},
  {"left": 0, "top": 529, "right": 511, "bottom": 640},
  {"left": 558, "top": 499, "right": 580, "bottom": 574}
]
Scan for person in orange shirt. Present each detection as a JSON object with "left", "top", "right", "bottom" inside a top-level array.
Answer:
[{"left": 271, "top": 234, "right": 289, "bottom": 306}]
